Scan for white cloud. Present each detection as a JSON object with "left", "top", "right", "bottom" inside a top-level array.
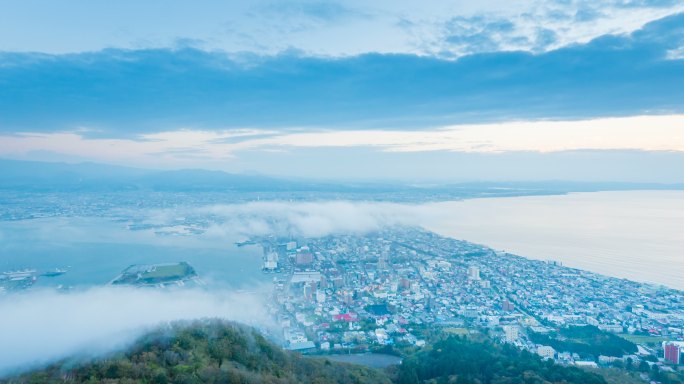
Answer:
[
  {"left": 198, "top": 201, "right": 428, "bottom": 238},
  {"left": 0, "top": 0, "right": 682, "bottom": 56},
  {"left": 0, "top": 287, "right": 271, "bottom": 376},
  {"left": 668, "top": 45, "right": 684, "bottom": 60},
  {"left": 1, "top": 115, "right": 682, "bottom": 168},
  {"left": 423, "top": 1, "right": 684, "bottom": 56},
  {"left": 263, "top": 115, "right": 684, "bottom": 153}
]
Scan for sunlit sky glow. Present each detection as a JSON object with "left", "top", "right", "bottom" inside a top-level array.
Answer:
[{"left": 2, "top": 115, "right": 683, "bottom": 166}]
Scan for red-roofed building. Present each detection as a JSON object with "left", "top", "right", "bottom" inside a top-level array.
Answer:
[{"left": 333, "top": 313, "right": 358, "bottom": 322}]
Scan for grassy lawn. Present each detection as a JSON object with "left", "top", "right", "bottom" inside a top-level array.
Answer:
[
  {"left": 143, "top": 263, "right": 190, "bottom": 279},
  {"left": 443, "top": 328, "right": 469, "bottom": 336},
  {"left": 617, "top": 334, "right": 667, "bottom": 345}
]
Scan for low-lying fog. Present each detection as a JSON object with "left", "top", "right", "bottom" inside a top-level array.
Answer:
[{"left": 0, "top": 287, "right": 270, "bottom": 376}]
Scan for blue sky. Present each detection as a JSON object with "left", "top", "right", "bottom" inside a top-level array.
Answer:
[{"left": 0, "top": 0, "right": 683, "bottom": 182}]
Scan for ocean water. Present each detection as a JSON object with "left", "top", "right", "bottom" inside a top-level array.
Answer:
[
  {"left": 421, "top": 191, "right": 684, "bottom": 291},
  {"left": 0, "top": 217, "right": 270, "bottom": 289}
]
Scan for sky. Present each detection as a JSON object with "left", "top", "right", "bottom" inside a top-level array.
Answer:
[{"left": 1, "top": 0, "right": 683, "bottom": 182}]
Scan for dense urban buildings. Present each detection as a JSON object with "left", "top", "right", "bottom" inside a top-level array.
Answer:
[{"left": 255, "top": 227, "right": 684, "bottom": 373}]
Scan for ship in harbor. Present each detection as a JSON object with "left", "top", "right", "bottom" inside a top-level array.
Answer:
[
  {"left": 2, "top": 269, "right": 37, "bottom": 279},
  {"left": 40, "top": 268, "right": 67, "bottom": 277},
  {"left": 0, "top": 269, "right": 38, "bottom": 292},
  {"left": 235, "top": 239, "right": 257, "bottom": 247}
]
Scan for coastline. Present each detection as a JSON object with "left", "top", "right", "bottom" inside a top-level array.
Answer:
[{"left": 421, "top": 190, "right": 684, "bottom": 290}]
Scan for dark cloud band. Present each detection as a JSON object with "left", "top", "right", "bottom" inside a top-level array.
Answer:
[{"left": 0, "top": 13, "right": 683, "bottom": 136}]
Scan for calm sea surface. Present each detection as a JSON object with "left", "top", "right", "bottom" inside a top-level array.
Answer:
[
  {"left": 0, "top": 217, "right": 270, "bottom": 289},
  {"left": 421, "top": 191, "right": 684, "bottom": 291}
]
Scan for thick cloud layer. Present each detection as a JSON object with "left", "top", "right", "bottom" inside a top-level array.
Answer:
[
  {"left": 1, "top": 13, "right": 683, "bottom": 133},
  {"left": 197, "top": 201, "right": 431, "bottom": 238},
  {"left": 0, "top": 287, "right": 271, "bottom": 377}
]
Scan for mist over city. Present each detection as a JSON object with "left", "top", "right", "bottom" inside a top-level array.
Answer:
[{"left": 1, "top": 1, "right": 683, "bottom": 383}]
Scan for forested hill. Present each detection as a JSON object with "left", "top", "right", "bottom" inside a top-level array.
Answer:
[
  {"left": 395, "top": 336, "right": 608, "bottom": 384},
  {"left": 3, "top": 320, "right": 636, "bottom": 384},
  {"left": 2, "top": 320, "right": 391, "bottom": 384}
]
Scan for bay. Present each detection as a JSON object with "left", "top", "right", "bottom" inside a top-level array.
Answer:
[
  {"left": 422, "top": 191, "right": 684, "bottom": 290},
  {"left": 0, "top": 217, "right": 270, "bottom": 289}
]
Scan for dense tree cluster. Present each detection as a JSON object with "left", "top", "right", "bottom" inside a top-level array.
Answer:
[
  {"left": 4, "top": 321, "right": 676, "bottom": 384},
  {"left": 394, "top": 336, "right": 608, "bottom": 384},
  {"left": 3, "top": 320, "right": 390, "bottom": 384},
  {"left": 528, "top": 326, "right": 637, "bottom": 358},
  {"left": 648, "top": 365, "right": 684, "bottom": 384}
]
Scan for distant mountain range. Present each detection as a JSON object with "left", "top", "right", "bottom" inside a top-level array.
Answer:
[
  {"left": 1, "top": 158, "right": 682, "bottom": 195},
  {"left": 0, "top": 159, "right": 341, "bottom": 192}
]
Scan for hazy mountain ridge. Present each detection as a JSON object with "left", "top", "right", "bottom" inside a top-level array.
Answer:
[
  {"left": 2, "top": 158, "right": 682, "bottom": 195},
  {"left": 0, "top": 159, "right": 337, "bottom": 192}
]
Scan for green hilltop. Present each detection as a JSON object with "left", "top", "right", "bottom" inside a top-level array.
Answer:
[
  {"left": 3, "top": 320, "right": 665, "bottom": 384},
  {"left": 4, "top": 320, "right": 390, "bottom": 384}
]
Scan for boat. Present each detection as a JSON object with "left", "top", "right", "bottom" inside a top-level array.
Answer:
[
  {"left": 2, "top": 269, "right": 37, "bottom": 280},
  {"left": 41, "top": 268, "right": 67, "bottom": 277}
]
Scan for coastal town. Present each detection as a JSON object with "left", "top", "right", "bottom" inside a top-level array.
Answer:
[
  {"left": 2, "top": 223, "right": 683, "bottom": 378},
  {"left": 257, "top": 227, "right": 684, "bottom": 373}
]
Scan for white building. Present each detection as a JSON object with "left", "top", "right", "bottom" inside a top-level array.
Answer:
[
  {"left": 537, "top": 345, "right": 556, "bottom": 360},
  {"left": 503, "top": 325, "right": 519, "bottom": 342},
  {"left": 291, "top": 271, "right": 321, "bottom": 283},
  {"left": 467, "top": 266, "right": 481, "bottom": 281},
  {"left": 316, "top": 290, "right": 326, "bottom": 303},
  {"left": 575, "top": 361, "right": 598, "bottom": 368},
  {"left": 598, "top": 324, "right": 623, "bottom": 333},
  {"left": 375, "top": 328, "right": 389, "bottom": 343},
  {"left": 263, "top": 251, "right": 278, "bottom": 270}
]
